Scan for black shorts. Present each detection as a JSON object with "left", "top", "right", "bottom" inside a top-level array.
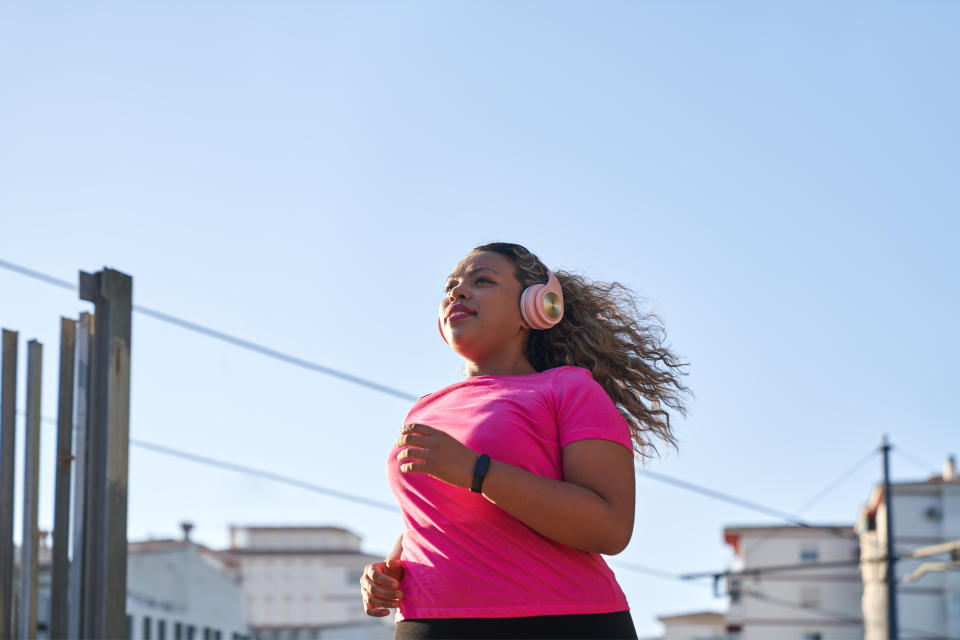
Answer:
[{"left": 394, "top": 610, "right": 638, "bottom": 639}]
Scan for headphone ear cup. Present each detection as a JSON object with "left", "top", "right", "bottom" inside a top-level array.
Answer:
[
  {"left": 520, "top": 270, "right": 564, "bottom": 330},
  {"left": 519, "top": 285, "right": 541, "bottom": 328}
]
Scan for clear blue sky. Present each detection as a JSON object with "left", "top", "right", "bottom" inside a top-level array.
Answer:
[{"left": 2, "top": 2, "right": 957, "bottom": 636}]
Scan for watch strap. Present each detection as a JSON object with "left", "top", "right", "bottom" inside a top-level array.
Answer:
[{"left": 471, "top": 454, "right": 491, "bottom": 493}]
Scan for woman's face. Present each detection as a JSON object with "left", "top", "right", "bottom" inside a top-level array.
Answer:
[{"left": 439, "top": 251, "right": 529, "bottom": 361}]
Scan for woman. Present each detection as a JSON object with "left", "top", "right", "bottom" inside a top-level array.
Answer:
[{"left": 360, "top": 243, "right": 689, "bottom": 639}]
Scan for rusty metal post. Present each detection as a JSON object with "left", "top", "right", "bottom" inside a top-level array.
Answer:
[
  {"left": 68, "top": 313, "right": 92, "bottom": 640},
  {"left": 19, "top": 340, "right": 42, "bottom": 640},
  {"left": 0, "top": 330, "right": 17, "bottom": 640},
  {"left": 79, "top": 269, "right": 132, "bottom": 640},
  {"left": 50, "top": 319, "right": 76, "bottom": 640}
]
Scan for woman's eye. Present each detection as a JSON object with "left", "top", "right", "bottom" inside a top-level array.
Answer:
[{"left": 475, "top": 277, "right": 491, "bottom": 285}]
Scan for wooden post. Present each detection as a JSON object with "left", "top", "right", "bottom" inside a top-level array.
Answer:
[
  {"left": 19, "top": 340, "right": 42, "bottom": 640},
  {"left": 50, "top": 319, "right": 76, "bottom": 640},
  {"left": 0, "top": 330, "right": 17, "bottom": 640}
]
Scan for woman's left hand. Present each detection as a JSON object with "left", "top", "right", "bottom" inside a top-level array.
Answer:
[{"left": 396, "top": 423, "right": 479, "bottom": 489}]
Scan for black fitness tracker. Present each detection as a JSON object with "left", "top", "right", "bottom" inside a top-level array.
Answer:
[{"left": 471, "top": 454, "right": 491, "bottom": 493}]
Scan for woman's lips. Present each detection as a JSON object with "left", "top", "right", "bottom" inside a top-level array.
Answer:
[{"left": 448, "top": 311, "right": 474, "bottom": 323}]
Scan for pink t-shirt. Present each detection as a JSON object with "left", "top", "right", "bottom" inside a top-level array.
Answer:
[{"left": 386, "top": 365, "right": 633, "bottom": 620}]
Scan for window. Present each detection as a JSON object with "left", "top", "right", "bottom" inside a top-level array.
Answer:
[
  {"left": 175, "top": 622, "right": 183, "bottom": 640},
  {"left": 203, "top": 628, "right": 212, "bottom": 640},
  {"left": 144, "top": 615, "right": 152, "bottom": 640},
  {"left": 800, "top": 546, "right": 819, "bottom": 562},
  {"left": 186, "top": 625, "right": 196, "bottom": 640},
  {"left": 346, "top": 569, "right": 363, "bottom": 585},
  {"left": 803, "top": 633, "right": 823, "bottom": 640},
  {"left": 126, "top": 616, "right": 133, "bottom": 640},
  {"left": 728, "top": 578, "right": 741, "bottom": 603},
  {"left": 158, "top": 620, "right": 167, "bottom": 640}
]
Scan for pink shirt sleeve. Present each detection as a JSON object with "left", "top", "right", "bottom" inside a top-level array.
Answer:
[{"left": 553, "top": 367, "right": 635, "bottom": 451}]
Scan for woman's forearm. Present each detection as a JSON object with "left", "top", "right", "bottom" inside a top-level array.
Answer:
[
  {"left": 396, "top": 425, "right": 635, "bottom": 555},
  {"left": 479, "top": 457, "right": 634, "bottom": 555}
]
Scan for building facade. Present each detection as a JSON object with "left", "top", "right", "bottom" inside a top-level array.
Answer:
[
  {"left": 125, "top": 535, "right": 249, "bottom": 640},
  {"left": 723, "top": 525, "right": 862, "bottom": 640},
  {"left": 655, "top": 611, "right": 733, "bottom": 640},
  {"left": 35, "top": 525, "right": 249, "bottom": 640},
  {"left": 228, "top": 526, "right": 393, "bottom": 640},
  {"left": 855, "top": 456, "right": 960, "bottom": 640}
]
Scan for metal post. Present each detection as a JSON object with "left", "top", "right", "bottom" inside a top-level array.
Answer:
[
  {"left": 50, "top": 319, "right": 76, "bottom": 640},
  {"left": 19, "top": 340, "right": 42, "bottom": 640},
  {"left": 80, "top": 307, "right": 103, "bottom": 640},
  {"left": 0, "top": 330, "right": 17, "bottom": 640},
  {"left": 882, "top": 434, "right": 899, "bottom": 640},
  {"left": 68, "top": 313, "right": 92, "bottom": 640},
  {"left": 80, "top": 269, "right": 132, "bottom": 640}
]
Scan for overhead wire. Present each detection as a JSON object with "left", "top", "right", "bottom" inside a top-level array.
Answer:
[
  {"left": 738, "top": 589, "right": 944, "bottom": 640},
  {"left": 894, "top": 447, "right": 940, "bottom": 476},
  {"left": 0, "top": 258, "right": 418, "bottom": 402},
  {"left": 613, "top": 560, "right": 945, "bottom": 638},
  {"left": 638, "top": 468, "right": 861, "bottom": 542},
  {"left": 36, "top": 416, "right": 399, "bottom": 513},
  {"left": 738, "top": 448, "right": 879, "bottom": 559}
]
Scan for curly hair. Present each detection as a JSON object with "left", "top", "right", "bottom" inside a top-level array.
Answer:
[{"left": 473, "top": 242, "right": 690, "bottom": 458}]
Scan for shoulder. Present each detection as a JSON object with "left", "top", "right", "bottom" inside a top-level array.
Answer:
[
  {"left": 543, "top": 365, "right": 599, "bottom": 392},
  {"left": 542, "top": 366, "right": 613, "bottom": 410}
]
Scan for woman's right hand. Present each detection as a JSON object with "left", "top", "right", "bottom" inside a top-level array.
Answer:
[{"left": 360, "top": 544, "right": 404, "bottom": 617}]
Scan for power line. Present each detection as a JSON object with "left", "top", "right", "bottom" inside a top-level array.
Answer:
[
  {"left": 740, "top": 589, "right": 864, "bottom": 627},
  {"left": 131, "top": 437, "right": 400, "bottom": 513},
  {"left": 894, "top": 447, "right": 939, "bottom": 476},
  {"left": 739, "top": 448, "right": 879, "bottom": 559},
  {"left": 35, "top": 416, "right": 399, "bottom": 513},
  {"left": 795, "top": 448, "right": 880, "bottom": 515},
  {"left": 638, "top": 468, "right": 858, "bottom": 538},
  {"left": 609, "top": 560, "right": 696, "bottom": 585},
  {"left": 739, "top": 589, "right": 944, "bottom": 640},
  {"left": 0, "top": 257, "right": 419, "bottom": 402},
  {"left": 615, "top": 559, "right": 945, "bottom": 638}
]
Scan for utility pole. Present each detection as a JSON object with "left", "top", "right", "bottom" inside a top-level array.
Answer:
[{"left": 881, "top": 434, "right": 898, "bottom": 640}]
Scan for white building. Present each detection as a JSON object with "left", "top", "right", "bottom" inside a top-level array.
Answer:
[
  {"left": 36, "top": 524, "right": 249, "bottom": 640},
  {"left": 655, "top": 611, "right": 732, "bottom": 640},
  {"left": 126, "top": 532, "right": 249, "bottom": 640},
  {"left": 228, "top": 525, "right": 393, "bottom": 640},
  {"left": 855, "top": 456, "right": 960, "bottom": 640},
  {"left": 723, "top": 525, "right": 862, "bottom": 640}
]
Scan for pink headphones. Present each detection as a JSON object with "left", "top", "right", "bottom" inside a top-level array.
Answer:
[
  {"left": 438, "top": 269, "right": 564, "bottom": 342},
  {"left": 520, "top": 269, "right": 565, "bottom": 330}
]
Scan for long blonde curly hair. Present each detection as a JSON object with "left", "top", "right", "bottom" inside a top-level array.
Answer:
[{"left": 473, "top": 242, "right": 690, "bottom": 458}]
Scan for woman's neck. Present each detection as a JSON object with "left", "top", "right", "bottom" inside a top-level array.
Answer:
[{"left": 464, "top": 353, "right": 537, "bottom": 377}]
